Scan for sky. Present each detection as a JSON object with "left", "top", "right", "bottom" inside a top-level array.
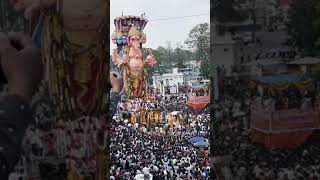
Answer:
[{"left": 110, "top": 0, "right": 210, "bottom": 50}]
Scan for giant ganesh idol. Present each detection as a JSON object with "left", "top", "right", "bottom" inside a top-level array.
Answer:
[
  {"left": 11, "top": 0, "right": 109, "bottom": 179},
  {"left": 112, "top": 15, "right": 156, "bottom": 99}
]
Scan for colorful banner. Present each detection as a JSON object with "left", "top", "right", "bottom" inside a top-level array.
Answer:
[{"left": 188, "top": 96, "right": 210, "bottom": 109}]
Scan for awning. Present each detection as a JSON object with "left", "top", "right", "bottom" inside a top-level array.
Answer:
[{"left": 251, "top": 74, "right": 312, "bottom": 91}]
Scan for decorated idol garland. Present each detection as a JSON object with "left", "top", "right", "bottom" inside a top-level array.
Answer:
[{"left": 112, "top": 15, "right": 156, "bottom": 99}]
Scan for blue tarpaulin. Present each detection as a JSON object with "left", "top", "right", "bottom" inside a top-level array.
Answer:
[
  {"left": 189, "top": 137, "right": 205, "bottom": 143},
  {"left": 191, "top": 85, "right": 207, "bottom": 89},
  {"left": 193, "top": 141, "right": 210, "bottom": 147}
]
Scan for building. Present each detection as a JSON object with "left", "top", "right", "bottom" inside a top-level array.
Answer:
[
  {"left": 212, "top": 34, "right": 239, "bottom": 77},
  {"left": 184, "top": 71, "right": 202, "bottom": 86},
  {"left": 152, "top": 66, "right": 206, "bottom": 94},
  {"left": 162, "top": 68, "right": 184, "bottom": 87},
  {"left": 153, "top": 68, "right": 184, "bottom": 91}
]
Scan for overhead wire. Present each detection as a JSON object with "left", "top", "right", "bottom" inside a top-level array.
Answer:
[{"left": 148, "top": 13, "right": 209, "bottom": 21}]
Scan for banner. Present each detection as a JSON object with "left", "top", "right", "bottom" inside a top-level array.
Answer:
[{"left": 170, "top": 86, "right": 177, "bottom": 94}]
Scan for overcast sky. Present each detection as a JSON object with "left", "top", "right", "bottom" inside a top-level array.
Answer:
[{"left": 110, "top": 0, "right": 210, "bottom": 50}]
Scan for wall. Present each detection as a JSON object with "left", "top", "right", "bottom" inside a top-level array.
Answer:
[{"left": 213, "top": 36, "right": 236, "bottom": 77}]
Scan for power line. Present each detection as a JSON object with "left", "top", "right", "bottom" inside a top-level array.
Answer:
[{"left": 149, "top": 13, "right": 209, "bottom": 21}]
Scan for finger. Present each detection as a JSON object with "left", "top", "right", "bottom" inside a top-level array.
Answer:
[
  {"left": 8, "top": 32, "right": 34, "bottom": 48},
  {"left": 0, "top": 33, "right": 17, "bottom": 56}
]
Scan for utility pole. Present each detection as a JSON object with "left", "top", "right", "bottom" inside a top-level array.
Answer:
[
  {"left": 169, "top": 49, "right": 172, "bottom": 69},
  {"left": 166, "top": 41, "right": 172, "bottom": 70}
]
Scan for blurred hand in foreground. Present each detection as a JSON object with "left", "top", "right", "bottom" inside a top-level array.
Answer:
[
  {"left": 0, "top": 32, "right": 43, "bottom": 100},
  {"left": 110, "top": 72, "right": 123, "bottom": 93}
]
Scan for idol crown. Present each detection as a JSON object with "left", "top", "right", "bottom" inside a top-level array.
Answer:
[{"left": 114, "top": 15, "right": 148, "bottom": 35}]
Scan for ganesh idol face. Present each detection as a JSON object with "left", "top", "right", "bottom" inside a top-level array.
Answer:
[{"left": 130, "top": 36, "right": 140, "bottom": 48}]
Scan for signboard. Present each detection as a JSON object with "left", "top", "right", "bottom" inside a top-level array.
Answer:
[{"left": 169, "top": 86, "right": 177, "bottom": 94}]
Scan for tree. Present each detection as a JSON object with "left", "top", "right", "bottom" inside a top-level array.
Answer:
[
  {"left": 148, "top": 46, "right": 170, "bottom": 76},
  {"left": 185, "top": 23, "right": 210, "bottom": 79},
  {"left": 171, "top": 45, "right": 193, "bottom": 69},
  {"left": 151, "top": 45, "right": 194, "bottom": 75},
  {"left": 286, "top": 0, "right": 318, "bottom": 56}
]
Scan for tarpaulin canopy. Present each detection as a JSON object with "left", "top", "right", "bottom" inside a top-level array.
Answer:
[
  {"left": 189, "top": 137, "right": 205, "bottom": 143},
  {"left": 251, "top": 74, "right": 312, "bottom": 91},
  {"left": 193, "top": 140, "right": 210, "bottom": 148},
  {"left": 191, "top": 84, "right": 208, "bottom": 90}
]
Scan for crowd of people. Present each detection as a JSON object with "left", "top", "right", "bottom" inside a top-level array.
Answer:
[
  {"left": 118, "top": 96, "right": 160, "bottom": 114},
  {"left": 250, "top": 88, "right": 316, "bottom": 111},
  {"left": 214, "top": 79, "right": 320, "bottom": 180},
  {"left": 110, "top": 93, "right": 210, "bottom": 179}
]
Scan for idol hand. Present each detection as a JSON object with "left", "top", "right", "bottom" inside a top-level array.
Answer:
[{"left": 146, "top": 55, "right": 156, "bottom": 67}]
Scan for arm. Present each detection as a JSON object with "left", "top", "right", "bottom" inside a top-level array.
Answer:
[
  {"left": 112, "top": 48, "right": 128, "bottom": 68},
  {"left": 110, "top": 72, "right": 123, "bottom": 116},
  {"left": 110, "top": 91, "right": 121, "bottom": 116},
  {"left": 0, "top": 32, "right": 42, "bottom": 178}
]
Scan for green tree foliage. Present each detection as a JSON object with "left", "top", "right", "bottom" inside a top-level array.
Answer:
[
  {"left": 150, "top": 46, "right": 194, "bottom": 76},
  {"left": 171, "top": 46, "right": 194, "bottom": 69},
  {"left": 148, "top": 46, "right": 169, "bottom": 75},
  {"left": 185, "top": 23, "right": 210, "bottom": 79}
]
